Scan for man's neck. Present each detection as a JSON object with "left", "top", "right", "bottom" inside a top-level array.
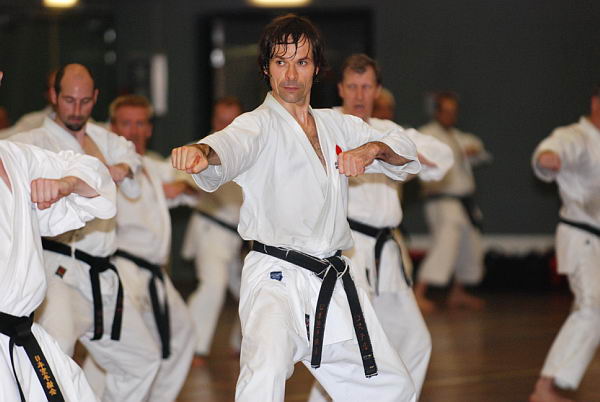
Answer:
[
  {"left": 272, "top": 92, "right": 312, "bottom": 126},
  {"left": 588, "top": 113, "right": 600, "bottom": 132},
  {"left": 54, "top": 117, "right": 87, "bottom": 146}
]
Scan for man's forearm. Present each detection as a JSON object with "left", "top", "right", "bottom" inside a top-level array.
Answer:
[
  {"left": 370, "top": 141, "right": 411, "bottom": 166},
  {"left": 62, "top": 176, "right": 99, "bottom": 198}
]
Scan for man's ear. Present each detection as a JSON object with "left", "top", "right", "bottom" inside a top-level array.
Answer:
[
  {"left": 92, "top": 88, "right": 99, "bottom": 104},
  {"left": 50, "top": 87, "right": 58, "bottom": 105}
]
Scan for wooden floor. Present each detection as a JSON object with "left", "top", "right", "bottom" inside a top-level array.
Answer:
[{"left": 176, "top": 290, "right": 600, "bottom": 401}]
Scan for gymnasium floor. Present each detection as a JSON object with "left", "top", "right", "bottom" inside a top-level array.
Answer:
[{"left": 177, "top": 289, "right": 600, "bottom": 401}]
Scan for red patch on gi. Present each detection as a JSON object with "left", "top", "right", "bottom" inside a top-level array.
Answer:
[{"left": 55, "top": 266, "right": 67, "bottom": 278}]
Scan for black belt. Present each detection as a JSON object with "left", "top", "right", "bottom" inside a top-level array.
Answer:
[
  {"left": 251, "top": 241, "right": 377, "bottom": 378},
  {"left": 0, "top": 312, "right": 65, "bottom": 401},
  {"left": 196, "top": 210, "right": 238, "bottom": 233},
  {"left": 559, "top": 217, "right": 600, "bottom": 238},
  {"left": 41, "top": 239, "right": 123, "bottom": 341},
  {"left": 426, "top": 193, "right": 483, "bottom": 231},
  {"left": 114, "top": 249, "right": 171, "bottom": 359},
  {"left": 348, "top": 218, "right": 413, "bottom": 291}
]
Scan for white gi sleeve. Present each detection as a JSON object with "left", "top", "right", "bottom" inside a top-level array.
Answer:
[
  {"left": 340, "top": 114, "right": 420, "bottom": 180},
  {"left": 532, "top": 127, "right": 583, "bottom": 182},
  {"left": 18, "top": 143, "right": 116, "bottom": 236},
  {"left": 406, "top": 128, "right": 454, "bottom": 181},
  {"left": 105, "top": 132, "right": 142, "bottom": 199},
  {"left": 457, "top": 132, "right": 492, "bottom": 166},
  {"left": 148, "top": 156, "right": 198, "bottom": 208},
  {"left": 193, "top": 112, "right": 264, "bottom": 191}
]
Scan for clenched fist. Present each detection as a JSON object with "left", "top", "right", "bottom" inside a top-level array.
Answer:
[
  {"left": 31, "top": 177, "right": 75, "bottom": 210},
  {"left": 171, "top": 144, "right": 212, "bottom": 174},
  {"left": 107, "top": 163, "right": 133, "bottom": 184}
]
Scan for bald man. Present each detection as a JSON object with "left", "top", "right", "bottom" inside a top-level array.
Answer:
[{"left": 11, "top": 64, "right": 160, "bottom": 402}]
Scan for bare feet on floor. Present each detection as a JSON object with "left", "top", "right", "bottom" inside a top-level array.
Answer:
[
  {"left": 529, "top": 377, "right": 574, "bottom": 402},
  {"left": 447, "top": 285, "right": 485, "bottom": 310},
  {"left": 191, "top": 354, "right": 208, "bottom": 368}
]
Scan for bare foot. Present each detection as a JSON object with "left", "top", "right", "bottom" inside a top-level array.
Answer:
[
  {"left": 447, "top": 286, "right": 485, "bottom": 310},
  {"left": 529, "top": 377, "right": 574, "bottom": 402},
  {"left": 191, "top": 354, "right": 208, "bottom": 368},
  {"left": 415, "top": 293, "right": 437, "bottom": 314}
]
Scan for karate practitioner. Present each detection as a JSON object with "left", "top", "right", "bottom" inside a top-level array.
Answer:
[
  {"left": 340, "top": 54, "right": 452, "bottom": 393},
  {"left": 182, "top": 96, "right": 244, "bottom": 365},
  {"left": 11, "top": 64, "right": 161, "bottom": 402},
  {"left": 0, "top": 69, "right": 114, "bottom": 402},
  {"left": 0, "top": 70, "right": 56, "bottom": 139},
  {"left": 82, "top": 94, "right": 197, "bottom": 401},
  {"left": 172, "top": 14, "right": 422, "bottom": 402},
  {"left": 308, "top": 55, "right": 453, "bottom": 401},
  {"left": 414, "top": 92, "right": 490, "bottom": 313},
  {"left": 529, "top": 85, "right": 600, "bottom": 402}
]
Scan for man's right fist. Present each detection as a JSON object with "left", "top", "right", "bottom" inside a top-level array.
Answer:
[
  {"left": 172, "top": 144, "right": 209, "bottom": 174},
  {"left": 537, "top": 150, "right": 561, "bottom": 172}
]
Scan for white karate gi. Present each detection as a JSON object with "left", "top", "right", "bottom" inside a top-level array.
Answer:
[
  {"left": 83, "top": 155, "right": 196, "bottom": 401},
  {"left": 0, "top": 139, "right": 116, "bottom": 402},
  {"left": 182, "top": 180, "right": 243, "bottom": 355},
  {"left": 0, "top": 106, "right": 52, "bottom": 139},
  {"left": 532, "top": 116, "right": 600, "bottom": 389},
  {"left": 192, "top": 93, "right": 421, "bottom": 402},
  {"left": 11, "top": 118, "right": 161, "bottom": 402},
  {"left": 417, "top": 121, "right": 487, "bottom": 286}
]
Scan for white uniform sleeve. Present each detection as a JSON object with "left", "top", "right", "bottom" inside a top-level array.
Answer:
[
  {"left": 193, "top": 113, "right": 263, "bottom": 191},
  {"left": 105, "top": 132, "right": 142, "bottom": 198},
  {"left": 532, "top": 127, "right": 582, "bottom": 182},
  {"left": 457, "top": 132, "right": 492, "bottom": 166},
  {"left": 19, "top": 143, "right": 116, "bottom": 237},
  {"left": 340, "top": 114, "right": 420, "bottom": 180},
  {"left": 406, "top": 128, "right": 454, "bottom": 181}
]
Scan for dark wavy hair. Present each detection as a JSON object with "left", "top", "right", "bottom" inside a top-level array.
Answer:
[{"left": 258, "top": 14, "right": 327, "bottom": 89}]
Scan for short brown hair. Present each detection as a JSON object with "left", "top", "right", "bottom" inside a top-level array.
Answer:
[
  {"left": 339, "top": 53, "right": 382, "bottom": 85},
  {"left": 109, "top": 94, "right": 154, "bottom": 122},
  {"left": 433, "top": 91, "right": 459, "bottom": 112},
  {"left": 258, "top": 14, "right": 327, "bottom": 89}
]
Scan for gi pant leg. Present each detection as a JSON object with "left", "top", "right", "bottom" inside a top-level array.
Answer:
[
  {"left": 418, "top": 199, "right": 483, "bottom": 286},
  {"left": 185, "top": 214, "right": 242, "bottom": 355},
  {"left": 90, "top": 257, "right": 196, "bottom": 402},
  {"left": 38, "top": 254, "right": 160, "bottom": 402},
  {"left": 541, "top": 246, "right": 600, "bottom": 389},
  {"left": 236, "top": 253, "right": 416, "bottom": 402},
  {"left": 0, "top": 323, "right": 97, "bottom": 402}
]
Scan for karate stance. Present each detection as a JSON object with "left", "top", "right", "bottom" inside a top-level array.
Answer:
[
  {"left": 83, "top": 95, "right": 197, "bottom": 401},
  {"left": 173, "top": 14, "right": 422, "bottom": 402},
  {"left": 11, "top": 64, "right": 161, "bottom": 402},
  {"left": 414, "top": 92, "right": 490, "bottom": 312},
  {"left": 530, "top": 85, "right": 600, "bottom": 402},
  {"left": 182, "top": 96, "right": 245, "bottom": 365},
  {"left": 0, "top": 68, "right": 116, "bottom": 401}
]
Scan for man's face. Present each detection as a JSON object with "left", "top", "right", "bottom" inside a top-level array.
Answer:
[
  {"left": 338, "top": 66, "right": 381, "bottom": 122},
  {"left": 111, "top": 106, "right": 152, "bottom": 155},
  {"left": 267, "top": 37, "right": 317, "bottom": 106},
  {"left": 51, "top": 73, "right": 98, "bottom": 132},
  {"left": 212, "top": 103, "right": 242, "bottom": 132},
  {"left": 435, "top": 98, "right": 458, "bottom": 129}
]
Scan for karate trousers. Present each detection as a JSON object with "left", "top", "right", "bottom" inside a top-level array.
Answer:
[
  {"left": 541, "top": 229, "right": 600, "bottom": 389},
  {"left": 309, "top": 231, "right": 431, "bottom": 401},
  {"left": 0, "top": 321, "right": 97, "bottom": 402},
  {"left": 236, "top": 251, "right": 416, "bottom": 402},
  {"left": 418, "top": 198, "right": 484, "bottom": 286},
  {"left": 182, "top": 213, "right": 243, "bottom": 355},
  {"left": 83, "top": 256, "right": 196, "bottom": 402},
  {"left": 37, "top": 251, "right": 160, "bottom": 402}
]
